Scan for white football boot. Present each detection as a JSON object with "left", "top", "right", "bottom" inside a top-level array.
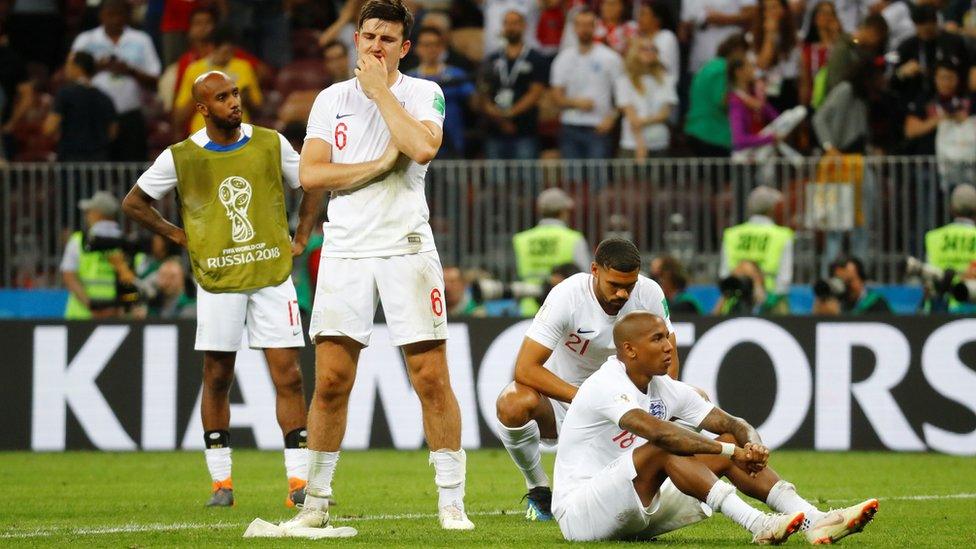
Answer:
[
  {"left": 752, "top": 511, "right": 806, "bottom": 545},
  {"left": 806, "top": 498, "right": 879, "bottom": 545},
  {"left": 438, "top": 501, "right": 475, "bottom": 530}
]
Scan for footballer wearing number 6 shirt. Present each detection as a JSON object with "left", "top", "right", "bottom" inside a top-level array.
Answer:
[{"left": 280, "top": 0, "right": 474, "bottom": 536}]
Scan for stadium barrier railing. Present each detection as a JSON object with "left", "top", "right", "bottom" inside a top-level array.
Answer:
[{"left": 0, "top": 156, "right": 965, "bottom": 287}]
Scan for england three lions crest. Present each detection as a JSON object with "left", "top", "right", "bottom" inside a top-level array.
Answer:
[{"left": 648, "top": 399, "right": 667, "bottom": 420}]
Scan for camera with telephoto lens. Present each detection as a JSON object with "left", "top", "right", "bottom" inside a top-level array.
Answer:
[
  {"left": 470, "top": 278, "right": 549, "bottom": 305},
  {"left": 719, "top": 275, "right": 755, "bottom": 304},
  {"left": 904, "top": 256, "right": 976, "bottom": 304},
  {"left": 813, "top": 277, "right": 846, "bottom": 300},
  {"left": 84, "top": 235, "right": 152, "bottom": 311}
]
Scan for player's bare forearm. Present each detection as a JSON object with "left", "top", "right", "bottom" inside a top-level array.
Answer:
[
  {"left": 668, "top": 332, "right": 680, "bottom": 379},
  {"left": 512, "top": 337, "right": 577, "bottom": 402},
  {"left": 619, "top": 409, "right": 724, "bottom": 456},
  {"left": 699, "top": 408, "right": 762, "bottom": 447},
  {"left": 122, "top": 186, "right": 187, "bottom": 247},
  {"left": 299, "top": 138, "right": 397, "bottom": 191},
  {"left": 294, "top": 188, "right": 326, "bottom": 245},
  {"left": 372, "top": 89, "right": 441, "bottom": 164}
]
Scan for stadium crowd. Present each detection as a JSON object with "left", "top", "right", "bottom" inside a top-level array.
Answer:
[
  {"left": 0, "top": 0, "right": 973, "bottom": 318},
  {"left": 3, "top": 0, "right": 976, "bottom": 162}
]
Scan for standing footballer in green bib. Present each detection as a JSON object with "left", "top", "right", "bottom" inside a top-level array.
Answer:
[{"left": 123, "top": 71, "right": 326, "bottom": 509}]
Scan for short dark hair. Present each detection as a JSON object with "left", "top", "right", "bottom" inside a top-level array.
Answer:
[
  {"left": 322, "top": 40, "right": 349, "bottom": 57},
  {"left": 862, "top": 13, "right": 889, "bottom": 45},
  {"left": 717, "top": 33, "right": 748, "bottom": 58},
  {"left": 189, "top": 5, "right": 218, "bottom": 23},
  {"left": 552, "top": 263, "right": 582, "bottom": 279},
  {"left": 359, "top": 0, "right": 414, "bottom": 40},
  {"left": 417, "top": 26, "right": 444, "bottom": 42},
  {"left": 100, "top": 0, "right": 129, "bottom": 14},
  {"left": 71, "top": 50, "right": 96, "bottom": 78},
  {"left": 594, "top": 238, "right": 642, "bottom": 273},
  {"left": 211, "top": 25, "right": 238, "bottom": 47},
  {"left": 654, "top": 255, "right": 689, "bottom": 291}
]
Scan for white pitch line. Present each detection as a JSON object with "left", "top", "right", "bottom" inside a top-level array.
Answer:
[{"left": 3, "top": 493, "right": 975, "bottom": 539}]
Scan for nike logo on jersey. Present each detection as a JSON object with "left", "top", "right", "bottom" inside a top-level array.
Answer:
[
  {"left": 292, "top": 329, "right": 301, "bottom": 336},
  {"left": 576, "top": 328, "right": 595, "bottom": 334},
  {"left": 335, "top": 113, "right": 355, "bottom": 119}
]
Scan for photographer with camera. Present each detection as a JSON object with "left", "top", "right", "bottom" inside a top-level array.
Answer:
[
  {"left": 813, "top": 256, "right": 892, "bottom": 315},
  {"left": 719, "top": 186, "right": 793, "bottom": 313},
  {"left": 713, "top": 260, "right": 787, "bottom": 315},
  {"left": 922, "top": 184, "right": 976, "bottom": 313},
  {"left": 60, "top": 191, "right": 134, "bottom": 319}
]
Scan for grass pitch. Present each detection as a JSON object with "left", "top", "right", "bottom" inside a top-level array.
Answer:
[{"left": 0, "top": 450, "right": 973, "bottom": 547}]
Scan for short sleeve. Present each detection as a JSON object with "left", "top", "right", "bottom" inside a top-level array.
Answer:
[
  {"left": 614, "top": 77, "right": 635, "bottom": 108},
  {"left": 305, "top": 88, "right": 336, "bottom": 143},
  {"left": 549, "top": 51, "right": 569, "bottom": 87},
  {"left": 523, "top": 284, "right": 573, "bottom": 349},
  {"left": 413, "top": 80, "right": 446, "bottom": 128},
  {"left": 586, "top": 371, "right": 644, "bottom": 427},
  {"left": 278, "top": 132, "right": 301, "bottom": 189},
  {"left": 60, "top": 237, "right": 81, "bottom": 272},
  {"left": 136, "top": 149, "right": 178, "bottom": 199},
  {"left": 139, "top": 33, "right": 162, "bottom": 77},
  {"left": 668, "top": 379, "right": 716, "bottom": 428},
  {"left": 69, "top": 31, "right": 88, "bottom": 54}
]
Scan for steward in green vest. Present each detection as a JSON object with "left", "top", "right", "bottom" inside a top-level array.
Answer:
[
  {"left": 513, "top": 188, "right": 590, "bottom": 316},
  {"left": 61, "top": 191, "right": 126, "bottom": 319},
  {"left": 121, "top": 72, "right": 325, "bottom": 508},
  {"left": 924, "top": 184, "right": 976, "bottom": 313},
  {"left": 721, "top": 186, "right": 794, "bottom": 304}
]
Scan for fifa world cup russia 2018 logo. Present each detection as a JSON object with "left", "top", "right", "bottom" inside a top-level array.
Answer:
[{"left": 218, "top": 176, "right": 255, "bottom": 243}]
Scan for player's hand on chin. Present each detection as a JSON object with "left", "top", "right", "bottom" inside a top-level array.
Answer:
[{"left": 356, "top": 54, "right": 389, "bottom": 100}]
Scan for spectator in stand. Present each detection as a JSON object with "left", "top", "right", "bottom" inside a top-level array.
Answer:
[
  {"left": 411, "top": 11, "right": 476, "bottom": 72},
  {"left": 614, "top": 37, "right": 678, "bottom": 158},
  {"left": 684, "top": 33, "right": 749, "bottom": 156},
  {"left": 225, "top": 0, "right": 290, "bottom": 67},
  {"left": 317, "top": 0, "right": 364, "bottom": 70},
  {"left": 800, "top": 0, "right": 881, "bottom": 36},
  {"left": 751, "top": 0, "right": 800, "bottom": 112},
  {"left": 893, "top": 5, "right": 973, "bottom": 104},
  {"left": 649, "top": 254, "right": 703, "bottom": 314},
  {"left": 681, "top": 0, "right": 755, "bottom": 76},
  {"left": 904, "top": 60, "right": 972, "bottom": 156},
  {"left": 635, "top": 1, "right": 680, "bottom": 82},
  {"left": 172, "top": 7, "right": 265, "bottom": 101},
  {"left": 42, "top": 51, "right": 117, "bottom": 161},
  {"left": 595, "top": 0, "right": 638, "bottom": 54},
  {"left": 728, "top": 53, "right": 779, "bottom": 156},
  {"left": 322, "top": 40, "right": 353, "bottom": 82},
  {"left": 444, "top": 266, "right": 483, "bottom": 317},
  {"left": 820, "top": 13, "right": 888, "bottom": 102},
  {"left": 148, "top": 258, "right": 196, "bottom": 318},
  {"left": 799, "top": 0, "right": 841, "bottom": 107},
  {"left": 408, "top": 26, "right": 475, "bottom": 158},
  {"left": 475, "top": 9, "right": 547, "bottom": 160},
  {"left": 550, "top": 8, "right": 624, "bottom": 159},
  {"left": 536, "top": 0, "right": 567, "bottom": 61},
  {"left": 873, "top": 0, "right": 914, "bottom": 51},
  {"left": 71, "top": 0, "right": 161, "bottom": 162},
  {"left": 173, "top": 26, "right": 263, "bottom": 135},
  {"left": 160, "top": 0, "right": 201, "bottom": 65},
  {"left": 483, "top": 0, "right": 540, "bottom": 56}
]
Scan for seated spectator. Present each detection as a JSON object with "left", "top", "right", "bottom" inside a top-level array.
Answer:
[
  {"left": 70, "top": 0, "right": 161, "bottom": 161},
  {"left": 684, "top": 33, "right": 749, "bottom": 157},
  {"left": 635, "top": 1, "right": 679, "bottom": 82},
  {"left": 475, "top": 9, "right": 547, "bottom": 160},
  {"left": 614, "top": 37, "right": 677, "bottom": 159},
  {"left": 408, "top": 26, "right": 475, "bottom": 158},
  {"left": 594, "top": 0, "right": 637, "bottom": 54},
  {"left": 148, "top": 258, "right": 196, "bottom": 318},
  {"left": 444, "top": 266, "right": 484, "bottom": 317},
  {"left": 751, "top": 0, "right": 800, "bottom": 112},
  {"left": 550, "top": 8, "right": 624, "bottom": 159},
  {"left": 727, "top": 56, "right": 779, "bottom": 155},
  {"left": 893, "top": 5, "right": 973, "bottom": 104},
  {"left": 681, "top": 0, "right": 755, "bottom": 76},
  {"left": 649, "top": 254, "right": 703, "bottom": 314},
  {"left": 43, "top": 51, "right": 117, "bottom": 162},
  {"left": 814, "top": 256, "right": 892, "bottom": 315},
  {"left": 820, "top": 14, "right": 887, "bottom": 104},
  {"left": 799, "top": 1, "right": 841, "bottom": 107},
  {"left": 174, "top": 26, "right": 263, "bottom": 136}
]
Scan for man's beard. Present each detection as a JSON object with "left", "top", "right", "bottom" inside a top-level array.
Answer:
[
  {"left": 504, "top": 32, "right": 522, "bottom": 45},
  {"left": 212, "top": 113, "right": 242, "bottom": 131}
]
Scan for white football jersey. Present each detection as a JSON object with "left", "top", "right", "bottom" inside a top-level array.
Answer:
[
  {"left": 524, "top": 273, "right": 673, "bottom": 387},
  {"left": 305, "top": 73, "right": 446, "bottom": 258},
  {"left": 552, "top": 357, "right": 714, "bottom": 515}
]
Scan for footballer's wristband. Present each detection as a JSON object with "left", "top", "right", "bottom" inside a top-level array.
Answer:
[{"left": 720, "top": 442, "right": 736, "bottom": 458}]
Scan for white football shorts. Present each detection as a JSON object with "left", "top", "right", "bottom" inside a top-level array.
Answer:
[
  {"left": 554, "top": 452, "right": 711, "bottom": 542},
  {"left": 194, "top": 278, "right": 305, "bottom": 351},
  {"left": 308, "top": 251, "right": 448, "bottom": 347}
]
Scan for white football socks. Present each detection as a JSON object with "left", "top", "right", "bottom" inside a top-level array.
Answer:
[
  {"left": 204, "top": 447, "right": 232, "bottom": 483},
  {"left": 766, "top": 480, "right": 825, "bottom": 529},
  {"left": 283, "top": 448, "right": 308, "bottom": 480},
  {"left": 498, "top": 421, "right": 550, "bottom": 489},
  {"left": 429, "top": 449, "right": 467, "bottom": 510},
  {"left": 304, "top": 450, "right": 340, "bottom": 510},
  {"left": 706, "top": 480, "right": 765, "bottom": 535}
]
